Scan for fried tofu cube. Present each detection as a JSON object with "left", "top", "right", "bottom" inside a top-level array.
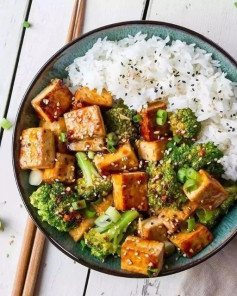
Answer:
[
  {"left": 94, "top": 142, "right": 138, "bottom": 175},
  {"left": 64, "top": 105, "right": 106, "bottom": 141},
  {"left": 121, "top": 236, "right": 164, "bottom": 276},
  {"left": 69, "top": 218, "right": 95, "bottom": 242},
  {"left": 40, "top": 117, "right": 67, "bottom": 153},
  {"left": 68, "top": 137, "right": 105, "bottom": 152},
  {"left": 31, "top": 79, "right": 72, "bottom": 122},
  {"left": 74, "top": 87, "right": 113, "bottom": 108},
  {"left": 42, "top": 153, "right": 75, "bottom": 183},
  {"left": 138, "top": 217, "right": 168, "bottom": 242},
  {"left": 112, "top": 172, "right": 148, "bottom": 211},
  {"left": 19, "top": 128, "right": 55, "bottom": 169},
  {"left": 170, "top": 224, "right": 213, "bottom": 258},
  {"left": 92, "top": 194, "right": 113, "bottom": 215},
  {"left": 184, "top": 170, "right": 228, "bottom": 210},
  {"left": 158, "top": 201, "right": 199, "bottom": 233},
  {"left": 136, "top": 138, "right": 168, "bottom": 161},
  {"left": 139, "top": 101, "right": 170, "bottom": 141}
]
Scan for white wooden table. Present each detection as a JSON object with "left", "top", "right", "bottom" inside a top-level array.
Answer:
[{"left": 0, "top": 1, "right": 236, "bottom": 295}]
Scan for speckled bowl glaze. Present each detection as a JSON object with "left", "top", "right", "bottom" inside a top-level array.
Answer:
[{"left": 13, "top": 21, "right": 237, "bottom": 278}]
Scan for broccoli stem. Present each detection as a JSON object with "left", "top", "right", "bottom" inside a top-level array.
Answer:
[
  {"left": 107, "top": 210, "right": 139, "bottom": 240},
  {"left": 76, "top": 152, "right": 100, "bottom": 187}
]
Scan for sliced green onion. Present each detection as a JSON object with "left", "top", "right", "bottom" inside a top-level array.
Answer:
[
  {"left": 88, "top": 151, "right": 95, "bottom": 159},
  {"left": 196, "top": 208, "right": 213, "bottom": 223},
  {"left": 164, "top": 241, "right": 176, "bottom": 257},
  {"left": 23, "top": 21, "right": 31, "bottom": 28},
  {"left": 173, "top": 135, "right": 182, "bottom": 143},
  {"left": 0, "top": 220, "right": 4, "bottom": 231},
  {"left": 29, "top": 169, "right": 43, "bottom": 186},
  {"left": 80, "top": 239, "right": 86, "bottom": 250},
  {"left": 107, "top": 140, "right": 115, "bottom": 146},
  {"left": 235, "top": 2, "right": 237, "bottom": 8},
  {"left": 132, "top": 114, "right": 142, "bottom": 123},
  {"left": 105, "top": 206, "right": 121, "bottom": 223},
  {"left": 156, "top": 109, "right": 167, "bottom": 125},
  {"left": 177, "top": 168, "right": 187, "bottom": 183},
  {"left": 83, "top": 207, "right": 96, "bottom": 219},
  {"left": 0, "top": 118, "right": 13, "bottom": 130},
  {"left": 147, "top": 268, "right": 160, "bottom": 277},
  {"left": 107, "top": 132, "right": 119, "bottom": 145},
  {"left": 59, "top": 131, "right": 67, "bottom": 142},
  {"left": 186, "top": 168, "right": 199, "bottom": 182},
  {"left": 95, "top": 214, "right": 112, "bottom": 228},
  {"left": 186, "top": 217, "right": 196, "bottom": 232},
  {"left": 107, "top": 145, "right": 116, "bottom": 153},
  {"left": 72, "top": 200, "right": 87, "bottom": 210},
  {"left": 184, "top": 179, "right": 198, "bottom": 192},
  {"left": 166, "top": 141, "right": 175, "bottom": 149}
]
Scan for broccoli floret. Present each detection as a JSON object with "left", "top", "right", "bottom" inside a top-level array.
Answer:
[
  {"left": 84, "top": 210, "right": 139, "bottom": 260},
  {"left": 147, "top": 161, "right": 187, "bottom": 213},
  {"left": 30, "top": 183, "right": 81, "bottom": 232},
  {"left": 104, "top": 99, "right": 139, "bottom": 142},
  {"left": 165, "top": 142, "right": 224, "bottom": 178},
  {"left": 219, "top": 185, "right": 237, "bottom": 215},
  {"left": 76, "top": 152, "right": 112, "bottom": 201},
  {"left": 169, "top": 108, "right": 201, "bottom": 140}
]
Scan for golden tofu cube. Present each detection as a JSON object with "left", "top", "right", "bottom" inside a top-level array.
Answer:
[
  {"left": 158, "top": 201, "right": 199, "bottom": 233},
  {"left": 40, "top": 117, "right": 67, "bottom": 153},
  {"left": 92, "top": 194, "right": 113, "bottom": 215},
  {"left": 69, "top": 218, "right": 95, "bottom": 242},
  {"left": 94, "top": 142, "right": 138, "bottom": 175},
  {"left": 121, "top": 236, "right": 164, "bottom": 276},
  {"left": 31, "top": 79, "right": 72, "bottom": 122},
  {"left": 68, "top": 137, "right": 105, "bottom": 152},
  {"left": 138, "top": 217, "right": 168, "bottom": 242},
  {"left": 112, "top": 172, "right": 148, "bottom": 211},
  {"left": 184, "top": 170, "right": 228, "bottom": 209},
  {"left": 74, "top": 87, "right": 113, "bottom": 108},
  {"left": 136, "top": 138, "right": 168, "bottom": 161},
  {"left": 19, "top": 128, "right": 55, "bottom": 169},
  {"left": 43, "top": 153, "right": 75, "bottom": 183},
  {"left": 170, "top": 224, "right": 213, "bottom": 258},
  {"left": 64, "top": 105, "right": 106, "bottom": 141},
  {"left": 139, "top": 101, "right": 170, "bottom": 141}
]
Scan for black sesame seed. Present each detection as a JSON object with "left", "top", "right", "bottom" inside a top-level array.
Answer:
[
  {"left": 150, "top": 81, "right": 153, "bottom": 84},
  {"left": 182, "top": 80, "right": 186, "bottom": 83},
  {"left": 125, "top": 93, "right": 127, "bottom": 96},
  {"left": 161, "top": 91, "right": 164, "bottom": 95},
  {"left": 218, "top": 90, "right": 222, "bottom": 93},
  {"left": 141, "top": 56, "right": 144, "bottom": 59},
  {"left": 155, "top": 60, "right": 157, "bottom": 63}
]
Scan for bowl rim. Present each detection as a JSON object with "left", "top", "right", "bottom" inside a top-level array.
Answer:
[{"left": 12, "top": 20, "right": 237, "bottom": 278}]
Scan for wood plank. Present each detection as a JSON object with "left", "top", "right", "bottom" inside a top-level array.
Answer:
[
  {"left": 0, "top": 0, "right": 29, "bottom": 119},
  {"left": 147, "top": 0, "right": 237, "bottom": 59},
  {"left": 0, "top": 1, "right": 88, "bottom": 295}
]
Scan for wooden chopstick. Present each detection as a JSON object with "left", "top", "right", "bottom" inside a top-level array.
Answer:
[{"left": 12, "top": 1, "right": 87, "bottom": 295}]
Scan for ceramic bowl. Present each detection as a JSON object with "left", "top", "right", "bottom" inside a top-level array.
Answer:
[{"left": 13, "top": 21, "right": 237, "bottom": 277}]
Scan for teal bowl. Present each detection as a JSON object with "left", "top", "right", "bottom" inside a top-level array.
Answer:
[{"left": 13, "top": 21, "right": 237, "bottom": 277}]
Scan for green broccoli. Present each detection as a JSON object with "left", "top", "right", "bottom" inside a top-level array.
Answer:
[
  {"left": 169, "top": 108, "right": 201, "bottom": 140},
  {"left": 104, "top": 99, "right": 139, "bottom": 142},
  {"left": 196, "top": 184, "right": 237, "bottom": 229},
  {"left": 76, "top": 152, "right": 112, "bottom": 201},
  {"left": 147, "top": 161, "right": 187, "bottom": 213},
  {"left": 84, "top": 210, "right": 139, "bottom": 260},
  {"left": 30, "top": 183, "right": 81, "bottom": 232},
  {"left": 165, "top": 142, "right": 224, "bottom": 177}
]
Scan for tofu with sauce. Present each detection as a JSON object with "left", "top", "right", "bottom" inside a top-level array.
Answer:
[
  {"left": 136, "top": 138, "right": 168, "bottom": 161},
  {"left": 73, "top": 87, "right": 113, "bottom": 109},
  {"left": 64, "top": 105, "right": 106, "bottom": 141},
  {"left": 69, "top": 218, "right": 95, "bottom": 242},
  {"left": 158, "top": 201, "right": 199, "bottom": 233},
  {"left": 94, "top": 142, "right": 138, "bottom": 175},
  {"left": 92, "top": 193, "right": 113, "bottom": 215},
  {"left": 40, "top": 117, "right": 67, "bottom": 153},
  {"left": 121, "top": 236, "right": 165, "bottom": 276},
  {"left": 139, "top": 101, "right": 170, "bottom": 141},
  {"left": 68, "top": 137, "right": 105, "bottom": 152},
  {"left": 183, "top": 170, "right": 228, "bottom": 210},
  {"left": 138, "top": 217, "right": 168, "bottom": 242},
  {"left": 19, "top": 127, "right": 55, "bottom": 169},
  {"left": 112, "top": 172, "right": 148, "bottom": 211},
  {"left": 42, "top": 153, "right": 75, "bottom": 183},
  {"left": 31, "top": 79, "right": 72, "bottom": 122},
  {"left": 170, "top": 224, "right": 213, "bottom": 258}
]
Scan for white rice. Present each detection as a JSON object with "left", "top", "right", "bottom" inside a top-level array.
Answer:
[{"left": 66, "top": 33, "right": 237, "bottom": 181}]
